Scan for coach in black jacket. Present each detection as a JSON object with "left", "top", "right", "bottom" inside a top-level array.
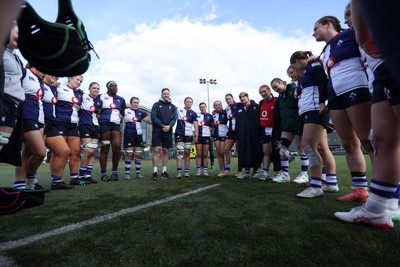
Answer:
[{"left": 150, "top": 88, "right": 177, "bottom": 180}]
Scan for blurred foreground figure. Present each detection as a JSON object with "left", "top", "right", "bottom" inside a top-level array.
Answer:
[
  {"left": 0, "top": 1, "right": 24, "bottom": 57},
  {"left": 359, "top": 1, "right": 400, "bottom": 87}
]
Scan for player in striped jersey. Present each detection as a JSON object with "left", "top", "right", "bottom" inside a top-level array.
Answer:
[
  {"left": 78, "top": 82, "right": 101, "bottom": 184},
  {"left": 290, "top": 51, "right": 337, "bottom": 198},
  {"left": 95, "top": 81, "right": 126, "bottom": 181},
  {"left": 55, "top": 75, "right": 84, "bottom": 186},
  {"left": 123, "top": 96, "right": 152, "bottom": 179},
  {"left": 224, "top": 94, "right": 242, "bottom": 177},
  {"left": 334, "top": 0, "right": 400, "bottom": 229},
  {"left": 14, "top": 65, "right": 46, "bottom": 190},
  {"left": 42, "top": 74, "right": 72, "bottom": 190},
  {"left": 175, "top": 97, "right": 198, "bottom": 178},
  {"left": 195, "top": 102, "right": 213, "bottom": 176},
  {"left": 314, "top": 15, "right": 371, "bottom": 202},
  {"left": 212, "top": 100, "right": 228, "bottom": 177}
]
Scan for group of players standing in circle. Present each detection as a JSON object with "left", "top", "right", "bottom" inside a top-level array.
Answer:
[{"left": 1, "top": 1, "right": 399, "bottom": 229}]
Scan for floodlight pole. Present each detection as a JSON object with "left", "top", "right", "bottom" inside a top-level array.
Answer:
[{"left": 199, "top": 78, "right": 217, "bottom": 113}]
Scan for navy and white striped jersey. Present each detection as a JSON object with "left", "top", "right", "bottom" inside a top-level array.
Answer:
[
  {"left": 175, "top": 107, "right": 198, "bottom": 136},
  {"left": 360, "top": 48, "right": 383, "bottom": 93},
  {"left": 22, "top": 68, "right": 44, "bottom": 124},
  {"left": 79, "top": 93, "right": 98, "bottom": 126},
  {"left": 124, "top": 108, "right": 148, "bottom": 135},
  {"left": 213, "top": 110, "right": 228, "bottom": 138},
  {"left": 95, "top": 93, "right": 126, "bottom": 124},
  {"left": 322, "top": 28, "right": 368, "bottom": 100},
  {"left": 197, "top": 112, "right": 213, "bottom": 137},
  {"left": 55, "top": 84, "right": 82, "bottom": 124},
  {"left": 225, "top": 103, "right": 239, "bottom": 132},
  {"left": 41, "top": 82, "right": 57, "bottom": 119},
  {"left": 298, "top": 61, "right": 324, "bottom": 115}
]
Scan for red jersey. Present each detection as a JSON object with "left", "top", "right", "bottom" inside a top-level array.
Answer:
[{"left": 259, "top": 97, "right": 276, "bottom": 128}]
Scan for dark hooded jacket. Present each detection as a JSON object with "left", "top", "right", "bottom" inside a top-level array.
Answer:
[{"left": 235, "top": 100, "right": 262, "bottom": 168}]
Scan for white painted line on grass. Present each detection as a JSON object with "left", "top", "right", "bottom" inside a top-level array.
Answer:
[{"left": 0, "top": 183, "right": 221, "bottom": 252}]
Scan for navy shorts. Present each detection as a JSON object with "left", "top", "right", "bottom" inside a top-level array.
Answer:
[
  {"left": 197, "top": 136, "right": 211, "bottom": 145},
  {"left": 0, "top": 95, "right": 19, "bottom": 128},
  {"left": 260, "top": 134, "right": 271, "bottom": 144},
  {"left": 175, "top": 134, "right": 193, "bottom": 143},
  {"left": 56, "top": 121, "right": 80, "bottom": 137},
  {"left": 372, "top": 62, "right": 400, "bottom": 105},
  {"left": 44, "top": 116, "right": 61, "bottom": 137},
  {"left": 328, "top": 88, "right": 371, "bottom": 110},
  {"left": 23, "top": 120, "right": 44, "bottom": 133},
  {"left": 213, "top": 136, "right": 226, "bottom": 142},
  {"left": 124, "top": 133, "right": 143, "bottom": 148},
  {"left": 80, "top": 124, "right": 100, "bottom": 139},
  {"left": 152, "top": 131, "right": 173, "bottom": 148},
  {"left": 297, "top": 111, "right": 330, "bottom": 136},
  {"left": 100, "top": 122, "right": 121, "bottom": 134},
  {"left": 226, "top": 130, "right": 237, "bottom": 140}
]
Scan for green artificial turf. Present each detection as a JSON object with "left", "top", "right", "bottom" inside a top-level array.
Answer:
[{"left": 1, "top": 156, "right": 399, "bottom": 267}]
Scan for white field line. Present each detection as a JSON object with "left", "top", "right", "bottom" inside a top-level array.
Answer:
[{"left": 0, "top": 183, "right": 221, "bottom": 252}]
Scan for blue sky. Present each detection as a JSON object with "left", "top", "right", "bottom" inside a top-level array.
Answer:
[{"left": 26, "top": 0, "right": 350, "bottom": 110}]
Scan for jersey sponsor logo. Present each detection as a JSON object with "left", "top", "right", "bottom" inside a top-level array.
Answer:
[
  {"left": 182, "top": 116, "right": 188, "bottom": 122},
  {"left": 326, "top": 57, "right": 337, "bottom": 70},
  {"left": 110, "top": 103, "right": 116, "bottom": 109},
  {"left": 132, "top": 117, "right": 138, "bottom": 122},
  {"left": 215, "top": 120, "right": 220, "bottom": 125},
  {"left": 228, "top": 113, "right": 234, "bottom": 118},
  {"left": 36, "top": 88, "right": 43, "bottom": 98},
  {"left": 90, "top": 105, "right": 96, "bottom": 112},
  {"left": 51, "top": 96, "right": 57, "bottom": 104},
  {"left": 200, "top": 120, "right": 205, "bottom": 126},
  {"left": 71, "top": 97, "right": 79, "bottom": 104},
  {"left": 261, "top": 110, "right": 268, "bottom": 118}
]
